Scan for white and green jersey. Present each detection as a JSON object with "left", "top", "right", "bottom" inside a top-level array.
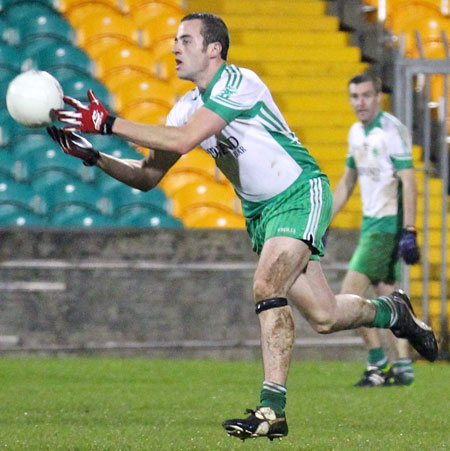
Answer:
[
  {"left": 166, "top": 64, "right": 323, "bottom": 216},
  {"left": 346, "top": 110, "right": 414, "bottom": 234}
]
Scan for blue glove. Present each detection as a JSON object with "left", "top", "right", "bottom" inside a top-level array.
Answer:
[
  {"left": 398, "top": 227, "right": 420, "bottom": 265},
  {"left": 322, "top": 228, "right": 329, "bottom": 248}
]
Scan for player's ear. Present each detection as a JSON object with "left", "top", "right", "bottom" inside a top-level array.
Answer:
[{"left": 208, "top": 42, "right": 222, "bottom": 59}]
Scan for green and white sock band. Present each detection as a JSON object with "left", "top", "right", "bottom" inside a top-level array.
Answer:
[
  {"left": 379, "top": 296, "right": 398, "bottom": 327},
  {"left": 393, "top": 358, "right": 413, "bottom": 374},
  {"left": 368, "top": 347, "right": 388, "bottom": 370},
  {"left": 263, "top": 381, "right": 287, "bottom": 395},
  {"left": 369, "top": 296, "right": 397, "bottom": 328}
]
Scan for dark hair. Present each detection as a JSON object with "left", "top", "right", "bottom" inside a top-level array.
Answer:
[
  {"left": 348, "top": 73, "right": 382, "bottom": 93},
  {"left": 181, "top": 12, "right": 230, "bottom": 60}
]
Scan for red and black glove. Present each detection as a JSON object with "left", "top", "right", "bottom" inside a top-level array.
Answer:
[
  {"left": 55, "top": 89, "right": 116, "bottom": 134},
  {"left": 47, "top": 126, "right": 100, "bottom": 166}
]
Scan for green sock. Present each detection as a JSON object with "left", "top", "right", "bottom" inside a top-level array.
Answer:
[
  {"left": 393, "top": 358, "right": 414, "bottom": 384},
  {"left": 368, "top": 347, "right": 389, "bottom": 371},
  {"left": 368, "top": 297, "right": 395, "bottom": 328},
  {"left": 260, "top": 381, "right": 286, "bottom": 414}
]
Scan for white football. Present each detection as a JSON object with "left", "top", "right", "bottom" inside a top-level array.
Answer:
[{"left": 6, "top": 70, "right": 64, "bottom": 127}]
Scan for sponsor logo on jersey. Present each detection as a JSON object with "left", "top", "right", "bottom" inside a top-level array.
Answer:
[
  {"left": 217, "top": 85, "right": 237, "bottom": 100},
  {"left": 357, "top": 166, "right": 381, "bottom": 181},
  {"left": 206, "top": 135, "right": 247, "bottom": 159}
]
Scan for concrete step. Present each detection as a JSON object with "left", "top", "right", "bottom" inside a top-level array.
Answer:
[
  {"left": 232, "top": 60, "right": 367, "bottom": 77},
  {"left": 233, "top": 30, "right": 350, "bottom": 47},
  {"left": 284, "top": 111, "right": 355, "bottom": 128},
  {"left": 189, "top": 0, "right": 328, "bottom": 15},
  {"left": 293, "top": 126, "right": 348, "bottom": 144},
  {"left": 277, "top": 94, "right": 353, "bottom": 112},
  {"left": 220, "top": 13, "right": 339, "bottom": 31},
  {"left": 229, "top": 45, "right": 361, "bottom": 62},
  {"left": 264, "top": 75, "right": 351, "bottom": 93}
]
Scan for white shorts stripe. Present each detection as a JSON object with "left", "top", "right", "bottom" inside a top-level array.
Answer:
[{"left": 303, "top": 178, "right": 323, "bottom": 242}]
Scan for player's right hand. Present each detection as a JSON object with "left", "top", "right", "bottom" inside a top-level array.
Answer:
[
  {"left": 398, "top": 227, "right": 420, "bottom": 265},
  {"left": 321, "top": 228, "right": 329, "bottom": 247},
  {"left": 55, "top": 90, "right": 115, "bottom": 134},
  {"left": 47, "top": 126, "right": 100, "bottom": 166}
]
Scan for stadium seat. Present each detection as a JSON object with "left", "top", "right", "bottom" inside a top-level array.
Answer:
[
  {"left": 112, "top": 74, "right": 176, "bottom": 113},
  {"left": 120, "top": 100, "right": 170, "bottom": 125},
  {"left": 0, "top": 69, "right": 19, "bottom": 107},
  {"left": 122, "top": 0, "right": 184, "bottom": 13},
  {"left": 30, "top": 172, "right": 84, "bottom": 193},
  {"left": 64, "top": 1, "right": 124, "bottom": 27},
  {"left": 170, "top": 180, "right": 240, "bottom": 217},
  {"left": 100, "top": 181, "right": 170, "bottom": 214},
  {"left": 15, "top": 10, "right": 75, "bottom": 47},
  {"left": 94, "top": 44, "right": 156, "bottom": 80},
  {"left": 181, "top": 206, "right": 246, "bottom": 229},
  {"left": 0, "top": 42, "right": 23, "bottom": 72},
  {"left": 47, "top": 204, "right": 114, "bottom": 227},
  {"left": 21, "top": 35, "right": 74, "bottom": 59},
  {"left": 0, "top": 180, "right": 44, "bottom": 214},
  {"left": 139, "top": 9, "right": 184, "bottom": 46},
  {"left": 170, "top": 77, "right": 195, "bottom": 99},
  {"left": 86, "top": 134, "right": 142, "bottom": 159},
  {"left": 9, "top": 132, "right": 55, "bottom": 160},
  {"left": 2, "top": 1, "right": 58, "bottom": 22},
  {"left": 57, "top": 0, "right": 121, "bottom": 15},
  {"left": 410, "top": 38, "right": 446, "bottom": 58},
  {"left": 0, "top": 205, "right": 44, "bottom": 226},
  {"left": 102, "top": 66, "right": 152, "bottom": 91},
  {"left": 128, "top": 0, "right": 183, "bottom": 23},
  {"left": 30, "top": 42, "right": 95, "bottom": 77},
  {"left": 0, "top": 150, "right": 20, "bottom": 181},
  {"left": 397, "top": 16, "right": 450, "bottom": 56},
  {"left": 0, "top": 16, "right": 19, "bottom": 46},
  {"left": 386, "top": 2, "right": 442, "bottom": 33},
  {"left": 38, "top": 179, "right": 105, "bottom": 214},
  {"left": 159, "top": 171, "right": 217, "bottom": 197},
  {"left": 83, "top": 35, "right": 138, "bottom": 59},
  {"left": 60, "top": 74, "right": 114, "bottom": 110},
  {"left": 169, "top": 149, "right": 218, "bottom": 179},
  {"left": 21, "top": 146, "right": 94, "bottom": 183},
  {"left": 151, "top": 39, "right": 177, "bottom": 79},
  {"left": 115, "top": 206, "right": 183, "bottom": 227},
  {"left": 121, "top": 99, "right": 171, "bottom": 123},
  {"left": 159, "top": 146, "right": 225, "bottom": 190},
  {"left": 75, "top": 12, "right": 140, "bottom": 47},
  {"left": 0, "top": 115, "right": 35, "bottom": 148}
]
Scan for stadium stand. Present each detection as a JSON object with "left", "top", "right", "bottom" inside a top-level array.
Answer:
[
  {"left": 357, "top": 0, "right": 450, "bottom": 338},
  {"left": 0, "top": 0, "right": 185, "bottom": 228}
]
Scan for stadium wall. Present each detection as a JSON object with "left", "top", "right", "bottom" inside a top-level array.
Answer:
[{"left": 0, "top": 228, "right": 365, "bottom": 360}]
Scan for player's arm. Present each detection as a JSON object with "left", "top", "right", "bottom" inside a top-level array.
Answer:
[
  {"left": 111, "top": 106, "right": 227, "bottom": 154},
  {"left": 397, "top": 167, "right": 420, "bottom": 264},
  {"left": 46, "top": 127, "right": 180, "bottom": 191},
  {"left": 332, "top": 166, "right": 357, "bottom": 219},
  {"left": 96, "top": 150, "right": 180, "bottom": 191},
  {"left": 55, "top": 90, "right": 227, "bottom": 155},
  {"left": 397, "top": 167, "right": 417, "bottom": 228}
]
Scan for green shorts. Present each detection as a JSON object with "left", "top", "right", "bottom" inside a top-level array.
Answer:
[
  {"left": 349, "top": 233, "right": 401, "bottom": 284},
  {"left": 245, "top": 176, "right": 332, "bottom": 257}
]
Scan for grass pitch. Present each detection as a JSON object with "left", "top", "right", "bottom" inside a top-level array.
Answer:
[{"left": 0, "top": 358, "right": 447, "bottom": 450}]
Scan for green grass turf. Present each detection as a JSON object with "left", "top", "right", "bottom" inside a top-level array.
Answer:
[{"left": 0, "top": 358, "right": 447, "bottom": 450}]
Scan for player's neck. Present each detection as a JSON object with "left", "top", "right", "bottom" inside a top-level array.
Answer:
[
  {"left": 195, "top": 60, "right": 226, "bottom": 93},
  {"left": 362, "top": 109, "right": 382, "bottom": 128}
]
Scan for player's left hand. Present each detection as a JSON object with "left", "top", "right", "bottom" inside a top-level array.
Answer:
[
  {"left": 55, "top": 89, "right": 116, "bottom": 135},
  {"left": 398, "top": 227, "right": 420, "bottom": 265},
  {"left": 47, "top": 126, "right": 100, "bottom": 166}
]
